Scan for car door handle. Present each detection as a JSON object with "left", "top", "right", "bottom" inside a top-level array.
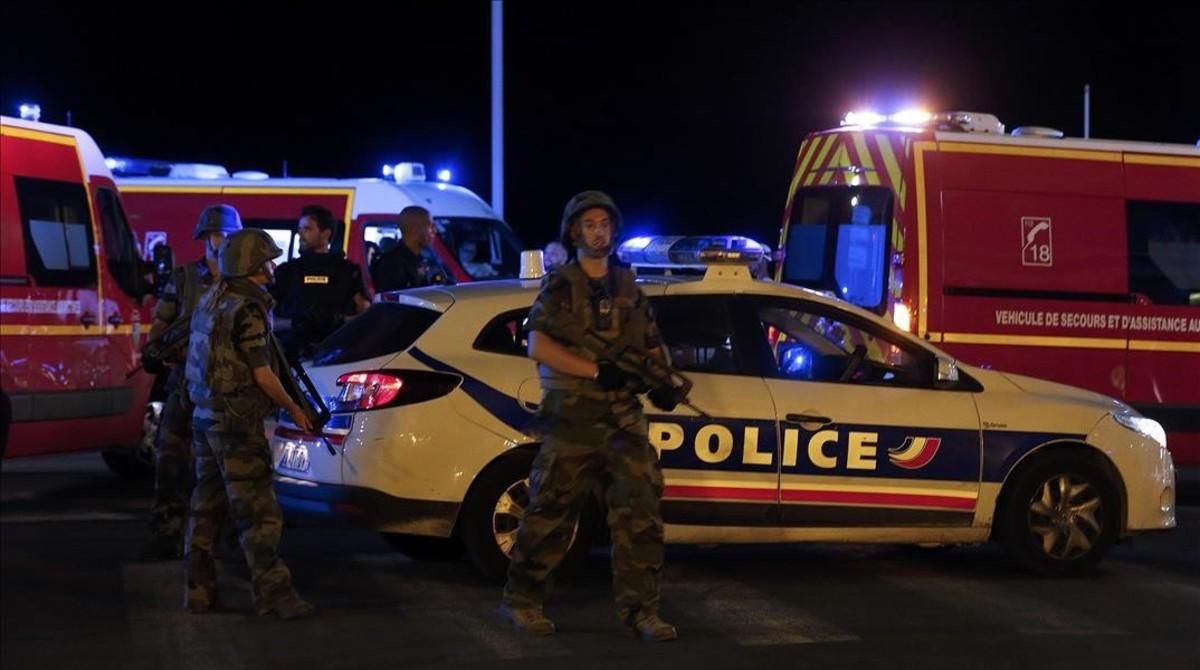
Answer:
[
  {"left": 79, "top": 313, "right": 97, "bottom": 327},
  {"left": 107, "top": 313, "right": 123, "bottom": 326},
  {"left": 785, "top": 413, "right": 833, "bottom": 426}
]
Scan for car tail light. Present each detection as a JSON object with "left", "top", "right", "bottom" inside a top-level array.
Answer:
[{"left": 331, "top": 369, "right": 461, "bottom": 412}]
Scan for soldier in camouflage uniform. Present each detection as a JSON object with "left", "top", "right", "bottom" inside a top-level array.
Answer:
[
  {"left": 500, "top": 191, "right": 681, "bottom": 642},
  {"left": 184, "top": 229, "right": 316, "bottom": 619},
  {"left": 139, "top": 205, "right": 242, "bottom": 561}
]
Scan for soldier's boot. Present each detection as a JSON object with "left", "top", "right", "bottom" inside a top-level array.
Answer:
[
  {"left": 185, "top": 578, "right": 221, "bottom": 614},
  {"left": 498, "top": 603, "right": 556, "bottom": 635},
  {"left": 138, "top": 533, "right": 183, "bottom": 561},
  {"left": 257, "top": 588, "right": 316, "bottom": 620},
  {"left": 628, "top": 612, "right": 678, "bottom": 642}
]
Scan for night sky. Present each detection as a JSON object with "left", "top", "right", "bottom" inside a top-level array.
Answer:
[{"left": 3, "top": 1, "right": 1197, "bottom": 250}]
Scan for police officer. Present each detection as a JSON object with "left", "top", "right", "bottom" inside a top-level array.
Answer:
[
  {"left": 139, "top": 204, "right": 241, "bottom": 560},
  {"left": 271, "top": 205, "right": 369, "bottom": 360},
  {"left": 184, "top": 229, "right": 315, "bottom": 619},
  {"left": 499, "top": 191, "right": 680, "bottom": 642},
  {"left": 369, "top": 205, "right": 447, "bottom": 291}
]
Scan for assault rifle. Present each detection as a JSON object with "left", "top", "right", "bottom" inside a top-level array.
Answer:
[
  {"left": 126, "top": 316, "right": 192, "bottom": 379},
  {"left": 270, "top": 335, "right": 333, "bottom": 451},
  {"left": 550, "top": 324, "right": 709, "bottom": 418}
]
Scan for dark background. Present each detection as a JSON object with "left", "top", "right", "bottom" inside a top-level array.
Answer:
[{"left": 3, "top": 1, "right": 1197, "bottom": 249}]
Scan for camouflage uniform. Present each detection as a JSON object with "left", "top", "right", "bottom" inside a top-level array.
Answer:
[
  {"left": 503, "top": 196, "right": 670, "bottom": 631},
  {"left": 143, "top": 205, "right": 241, "bottom": 559},
  {"left": 184, "top": 229, "right": 309, "bottom": 616},
  {"left": 145, "top": 259, "right": 215, "bottom": 548}
]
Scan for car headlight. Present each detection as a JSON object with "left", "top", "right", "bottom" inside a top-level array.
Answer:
[{"left": 1112, "top": 412, "right": 1167, "bottom": 449}]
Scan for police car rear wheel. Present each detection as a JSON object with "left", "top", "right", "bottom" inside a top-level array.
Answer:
[
  {"left": 460, "top": 452, "right": 591, "bottom": 582},
  {"left": 998, "top": 451, "right": 1118, "bottom": 577}
]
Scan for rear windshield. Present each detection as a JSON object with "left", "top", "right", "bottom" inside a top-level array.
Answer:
[{"left": 311, "top": 303, "right": 441, "bottom": 366}]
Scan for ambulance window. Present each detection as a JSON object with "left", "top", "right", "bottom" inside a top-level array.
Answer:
[
  {"left": 1127, "top": 201, "right": 1200, "bottom": 307},
  {"left": 244, "top": 219, "right": 301, "bottom": 259},
  {"left": 364, "top": 223, "right": 401, "bottom": 269},
  {"left": 651, "top": 296, "right": 743, "bottom": 375},
  {"left": 14, "top": 177, "right": 97, "bottom": 287},
  {"left": 755, "top": 300, "right": 930, "bottom": 387},
  {"left": 436, "top": 217, "right": 525, "bottom": 280},
  {"left": 96, "top": 188, "right": 147, "bottom": 298}
]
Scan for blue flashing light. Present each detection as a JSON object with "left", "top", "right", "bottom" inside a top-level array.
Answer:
[
  {"left": 617, "top": 234, "right": 768, "bottom": 268},
  {"left": 623, "top": 236, "right": 653, "bottom": 251},
  {"left": 382, "top": 164, "right": 394, "bottom": 177},
  {"left": 436, "top": 168, "right": 452, "bottom": 183},
  {"left": 18, "top": 103, "right": 41, "bottom": 122}
]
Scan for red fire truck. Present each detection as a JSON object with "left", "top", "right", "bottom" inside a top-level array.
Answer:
[
  {"left": 777, "top": 111, "right": 1200, "bottom": 474},
  {"left": 113, "top": 160, "right": 523, "bottom": 288},
  {"left": 1, "top": 116, "right": 156, "bottom": 471}
]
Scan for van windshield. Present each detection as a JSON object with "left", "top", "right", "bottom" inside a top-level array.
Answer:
[{"left": 780, "top": 186, "right": 893, "bottom": 311}]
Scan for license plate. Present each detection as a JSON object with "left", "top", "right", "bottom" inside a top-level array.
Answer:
[{"left": 277, "top": 443, "right": 311, "bottom": 474}]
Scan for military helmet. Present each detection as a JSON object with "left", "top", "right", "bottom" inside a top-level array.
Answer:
[
  {"left": 218, "top": 229, "right": 282, "bottom": 279},
  {"left": 194, "top": 204, "right": 243, "bottom": 240},
  {"left": 558, "top": 190, "right": 622, "bottom": 250}
]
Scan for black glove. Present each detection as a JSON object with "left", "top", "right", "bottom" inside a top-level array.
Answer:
[
  {"left": 647, "top": 385, "right": 681, "bottom": 412},
  {"left": 595, "top": 360, "right": 634, "bottom": 391},
  {"left": 141, "top": 354, "right": 166, "bottom": 376}
]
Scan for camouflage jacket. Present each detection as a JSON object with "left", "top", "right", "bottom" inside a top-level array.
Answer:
[
  {"left": 148, "top": 260, "right": 216, "bottom": 371},
  {"left": 528, "top": 261, "right": 663, "bottom": 428},
  {"left": 186, "top": 278, "right": 276, "bottom": 422}
]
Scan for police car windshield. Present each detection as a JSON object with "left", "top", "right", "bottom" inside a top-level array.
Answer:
[
  {"left": 781, "top": 186, "right": 893, "bottom": 311},
  {"left": 437, "top": 217, "right": 524, "bottom": 280}
]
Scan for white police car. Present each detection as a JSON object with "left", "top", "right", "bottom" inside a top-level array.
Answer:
[{"left": 271, "top": 235, "right": 1176, "bottom": 580}]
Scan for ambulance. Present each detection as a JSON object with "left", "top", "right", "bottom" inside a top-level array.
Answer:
[
  {"left": 776, "top": 111, "right": 1200, "bottom": 476},
  {"left": 114, "top": 160, "right": 523, "bottom": 288},
  {"left": 0, "top": 116, "right": 156, "bottom": 471}
]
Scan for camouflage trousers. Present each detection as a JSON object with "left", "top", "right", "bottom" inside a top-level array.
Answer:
[
  {"left": 503, "top": 420, "right": 665, "bottom": 623},
  {"left": 149, "top": 373, "right": 194, "bottom": 540},
  {"left": 185, "top": 414, "right": 294, "bottom": 611}
]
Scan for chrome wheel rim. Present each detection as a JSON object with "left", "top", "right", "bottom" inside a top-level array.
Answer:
[
  {"left": 1027, "top": 473, "right": 1104, "bottom": 560},
  {"left": 492, "top": 477, "right": 579, "bottom": 557}
]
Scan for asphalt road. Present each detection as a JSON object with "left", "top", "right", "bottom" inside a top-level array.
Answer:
[{"left": 3, "top": 453, "right": 1197, "bottom": 670}]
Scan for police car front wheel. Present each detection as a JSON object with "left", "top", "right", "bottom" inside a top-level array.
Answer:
[{"left": 997, "top": 450, "right": 1120, "bottom": 577}]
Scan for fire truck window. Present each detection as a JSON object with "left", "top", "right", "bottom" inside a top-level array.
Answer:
[
  {"left": 96, "top": 188, "right": 146, "bottom": 298},
  {"left": 1127, "top": 201, "right": 1200, "bottom": 307},
  {"left": 756, "top": 300, "right": 929, "bottom": 388},
  {"left": 782, "top": 186, "right": 893, "bottom": 311},
  {"left": 651, "top": 296, "right": 742, "bottom": 375},
  {"left": 14, "top": 177, "right": 97, "bottom": 287}
]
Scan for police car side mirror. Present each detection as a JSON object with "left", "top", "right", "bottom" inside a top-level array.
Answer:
[
  {"left": 151, "top": 244, "right": 175, "bottom": 297},
  {"left": 935, "top": 355, "right": 959, "bottom": 386}
]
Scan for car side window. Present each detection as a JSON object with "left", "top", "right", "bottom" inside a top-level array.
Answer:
[
  {"left": 755, "top": 298, "right": 931, "bottom": 387},
  {"left": 650, "top": 295, "right": 745, "bottom": 375},
  {"left": 474, "top": 309, "right": 531, "bottom": 357}
]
